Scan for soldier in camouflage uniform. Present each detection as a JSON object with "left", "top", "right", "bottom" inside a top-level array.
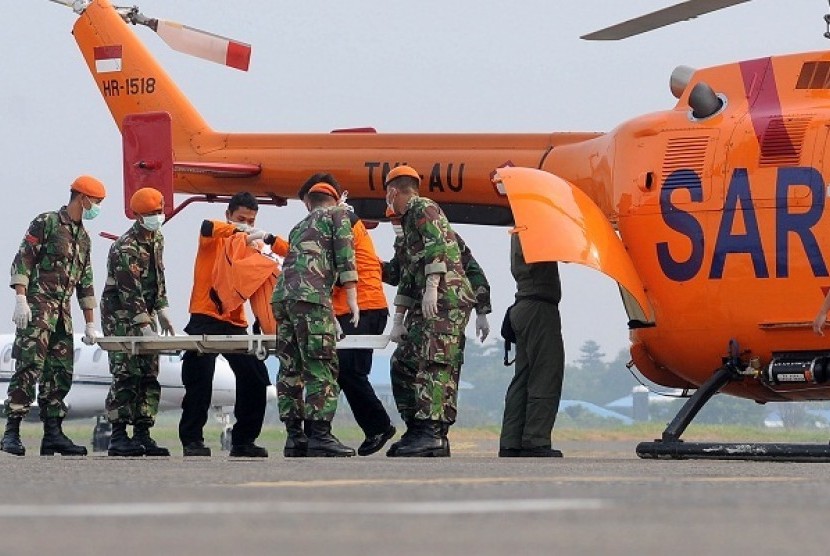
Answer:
[
  {"left": 383, "top": 165, "right": 475, "bottom": 457},
  {"left": 102, "top": 188, "right": 175, "bottom": 457},
  {"left": 1, "top": 175, "right": 106, "bottom": 457},
  {"left": 272, "top": 181, "right": 359, "bottom": 457},
  {"left": 383, "top": 212, "right": 491, "bottom": 455}
]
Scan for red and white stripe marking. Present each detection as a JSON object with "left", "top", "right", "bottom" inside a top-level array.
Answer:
[
  {"left": 93, "top": 45, "right": 122, "bottom": 73},
  {"left": 156, "top": 21, "right": 251, "bottom": 71}
]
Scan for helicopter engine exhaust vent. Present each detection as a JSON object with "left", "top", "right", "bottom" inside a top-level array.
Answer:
[
  {"left": 766, "top": 351, "right": 830, "bottom": 385},
  {"left": 688, "top": 81, "right": 723, "bottom": 120},
  {"left": 670, "top": 65, "right": 695, "bottom": 99}
]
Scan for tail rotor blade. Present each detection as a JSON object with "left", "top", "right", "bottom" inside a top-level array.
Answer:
[{"left": 154, "top": 20, "right": 251, "bottom": 71}]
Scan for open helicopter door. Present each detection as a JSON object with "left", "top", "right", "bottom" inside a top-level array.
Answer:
[
  {"left": 494, "top": 167, "right": 654, "bottom": 323},
  {"left": 122, "top": 111, "right": 174, "bottom": 219}
]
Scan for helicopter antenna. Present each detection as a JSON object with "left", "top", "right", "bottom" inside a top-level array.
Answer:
[{"left": 824, "top": 0, "right": 830, "bottom": 39}]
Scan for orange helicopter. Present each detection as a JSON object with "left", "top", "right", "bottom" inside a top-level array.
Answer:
[{"left": 53, "top": 0, "right": 830, "bottom": 460}]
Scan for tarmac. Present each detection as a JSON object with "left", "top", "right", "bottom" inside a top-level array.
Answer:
[{"left": 1, "top": 434, "right": 829, "bottom": 556}]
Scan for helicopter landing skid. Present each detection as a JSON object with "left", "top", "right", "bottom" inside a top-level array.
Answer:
[
  {"left": 636, "top": 352, "right": 830, "bottom": 462},
  {"left": 636, "top": 440, "right": 830, "bottom": 461}
]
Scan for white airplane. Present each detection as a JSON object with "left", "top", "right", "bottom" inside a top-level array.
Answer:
[{"left": 0, "top": 334, "right": 264, "bottom": 451}]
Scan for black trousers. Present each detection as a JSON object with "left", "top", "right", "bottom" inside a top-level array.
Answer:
[
  {"left": 178, "top": 314, "right": 270, "bottom": 446},
  {"left": 336, "top": 308, "right": 390, "bottom": 436}
]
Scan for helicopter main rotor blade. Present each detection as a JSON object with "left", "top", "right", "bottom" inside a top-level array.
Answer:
[
  {"left": 581, "top": 0, "right": 752, "bottom": 40},
  {"left": 153, "top": 19, "right": 251, "bottom": 71}
]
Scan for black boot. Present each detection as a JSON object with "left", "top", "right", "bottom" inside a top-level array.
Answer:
[
  {"left": 107, "top": 422, "right": 145, "bottom": 457},
  {"left": 41, "top": 417, "right": 87, "bottom": 456},
  {"left": 1, "top": 416, "right": 25, "bottom": 456},
  {"left": 386, "top": 420, "right": 414, "bottom": 457},
  {"left": 393, "top": 420, "right": 448, "bottom": 457},
  {"left": 283, "top": 419, "right": 308, "bottom": 457},
  {"left": 133, "top": 423, "right": 170, "bottom": 456},
  {"left": 305, "top": 420, "right": 355, "bottom": 457}
]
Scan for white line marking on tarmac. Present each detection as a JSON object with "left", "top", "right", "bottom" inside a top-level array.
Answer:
[{"left": 0, "top": 498, "right": 606, "bottom": 518}]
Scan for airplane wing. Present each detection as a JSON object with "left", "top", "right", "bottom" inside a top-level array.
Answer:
[{"left": 581, "top": 0, "right": 752, "bottom": 40}]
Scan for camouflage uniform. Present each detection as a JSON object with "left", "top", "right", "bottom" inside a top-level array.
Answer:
[
  {"left": 272, "top": 205, "right": 357, "bottom": 422},
  {"left": 391, "top": 197, "right": 474, "bottom": 423},
  {"left": 384, "top": 231, "right": 489, "bottom": 423},
  {"left": 101, "top": 222, "right": 168, "bottom": 426},
  {"left": 6, "top": 207, "right": 96, "bottom": 419}
]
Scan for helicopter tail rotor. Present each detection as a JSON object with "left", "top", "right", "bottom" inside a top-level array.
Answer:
[{"left": 122, "top": 8, "right": 251, "bottom": 71}]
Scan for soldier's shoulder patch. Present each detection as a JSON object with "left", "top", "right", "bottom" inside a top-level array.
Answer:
[{"left": 24, "top": 233, "right": 40, "bottom": 246}]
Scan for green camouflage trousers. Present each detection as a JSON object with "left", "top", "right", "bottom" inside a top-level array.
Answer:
[
  {"left": 390, "top": 307, "right": 470, "bottom": 423},
  {"left": 102, "top": 309, "right": 161, "bottom": 425},
  {"left": 5, "top": 316, "right": 74, "bottom": 419},
  {"left": 273, "top": 300, "right": 340, "bottom": 422}
]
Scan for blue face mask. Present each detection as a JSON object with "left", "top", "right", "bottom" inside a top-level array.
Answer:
[
  {"left": 82, "top": 199, "right": 101, "bottom": 221},
  {"left": 140, "top": 214, "right": 165, "bottom": 232}
]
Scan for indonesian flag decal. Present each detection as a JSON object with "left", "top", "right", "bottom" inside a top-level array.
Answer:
[{"left": 94, "top": 45, "right": 123, "bottom": 73}]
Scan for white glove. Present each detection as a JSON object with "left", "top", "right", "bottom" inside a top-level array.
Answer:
[
  {"left": 335, "top": 317, "right": 344, "bottom": 339},
  {"left": 12, "top": 294, "right": 31, "bottom": 329},
  {"left": 140, "top": 325, "right": 158, "bottom": 338},
  {"left": 346, "top": 287, "right": 360, "bottom": 327},
  {"left": 422, "top": 274, "right": 440, "bottom": 319},
  {"left": 81, "top": 322, "right": 100, "bottom": 346},
  {"left": 476, "top": 313, "right": 490, "bottom": 342},
  {"left": 157, "top": 307, "right": 175, "bottom": 335},
  {"left": 246, "top": 229, "right": 267, "bottom": 245},
  {"left": 390, "top": 312, "right": 407, "bottom": 343}
]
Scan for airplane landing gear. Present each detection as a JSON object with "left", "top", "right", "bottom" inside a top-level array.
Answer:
[
  {"left": 91, "top": 415, "right": 112, "bottom": 453},
  {"left": 637, "top": 340, "right": 830, "bottom": 462},
  {"left": 212, "top": 406, "right": 233, "bottom": 451}
]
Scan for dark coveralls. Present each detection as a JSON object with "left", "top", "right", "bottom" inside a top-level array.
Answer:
[{"left": 499, "top": 233, "right": 564, "bottom": 451}]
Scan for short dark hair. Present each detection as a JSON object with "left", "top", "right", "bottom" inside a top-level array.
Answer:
[
  {"left": 386, "top": 175, "right": 420, "bottom": 193},
  {"left": 228, "top": 192, "right": 258, "bottom": 213},
  {"left": 298, "top": 173, "right": 342, "bottom": 200},
  {"left": 306, "top": 190, "right": 337, "bottom": 208}
]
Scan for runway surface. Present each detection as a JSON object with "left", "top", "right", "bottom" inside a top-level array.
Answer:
[{"left": 1, "top": 436, "right": 829, "bottom": 555}]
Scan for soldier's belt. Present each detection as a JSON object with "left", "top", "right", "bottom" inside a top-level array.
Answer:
[{"left": 95, "top": 334, "right": 390, "bottom": 360}]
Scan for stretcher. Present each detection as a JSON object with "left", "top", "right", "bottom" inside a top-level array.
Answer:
[{"left": 95, "top": 334, "right": 391, "bottom": 360}]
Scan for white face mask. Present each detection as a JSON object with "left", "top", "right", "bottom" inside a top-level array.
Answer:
[
  {"left": 231, "top": 222, "right": 252, "bottom": 233},
  {"left": 140, "top": 214, "right": 165, "bottom": 232},
  {"left": 386, "top": 190, "right": 396, "bottom": 214},
  {"left": 392, "top": 223, "right": 403, "bottom": 238}
]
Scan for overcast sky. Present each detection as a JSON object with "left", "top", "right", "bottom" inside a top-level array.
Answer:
[{"left": 0, "top": 0, "right": 824, "bottom": 363}]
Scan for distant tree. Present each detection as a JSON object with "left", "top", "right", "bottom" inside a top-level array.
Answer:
[
  {"left": 778, "top": 404, "right": 811, "bottom": 429},
  {"left": 563, "top": 343, "right": 641, "bottom": 406},
  {"left": 577, "top": 340, "right": 605, "bottom": 371}
]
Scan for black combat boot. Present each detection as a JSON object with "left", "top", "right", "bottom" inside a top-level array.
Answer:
[
  {"left": 393, "top": 420, "right": 448, "bottom": 457},
  {"left": 386, "top": 419, "right": 414, "bottom": 457},
  {"left": 107, "top": 422, "right": 145, "bottom": 457},
  {"left": 133, "top": 423, "right": 170, "bottom": 456},
  {"left": 283, "top": 419, "right": 308, "bottom": 457},
  {"left": 1, "top": 416, "right": 25, "bottom": 456},
  {"left": 41, "top": 417, "right": 87, "bottom": 456},
  {"left": 305, "top": 420, "right": 355, "bottom": 457}
]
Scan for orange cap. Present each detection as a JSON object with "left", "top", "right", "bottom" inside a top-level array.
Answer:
[
  {"left": 130, "top": 187, "right": 164, "bottom": 214},
  {"left": 384, "top": 165, "right": 420, "bottom": 185},
  {"left": 309, "top": 182, "right": 340, "bottom": 199},
  {"left": 70, "top": 175, "right": 107, "bottom": 199}
]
